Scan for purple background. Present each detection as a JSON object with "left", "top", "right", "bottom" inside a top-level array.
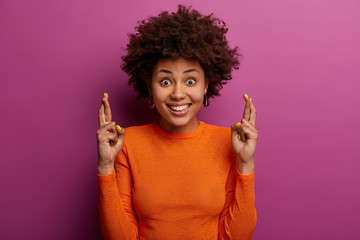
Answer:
[{"left": 1, "top": 0, "right": 359, "bottom": 239}]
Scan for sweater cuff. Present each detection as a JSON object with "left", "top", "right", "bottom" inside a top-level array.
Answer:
[
  {"left": 97, "top": 170, "right": 116, "bottom": 182},
  {"left": 236, "top": 169, "right": 255, "bottom": 179}
]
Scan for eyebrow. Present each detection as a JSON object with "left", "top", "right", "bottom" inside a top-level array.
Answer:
[{"left": 157, "top": 68, "right": 199, "bottom": 75}]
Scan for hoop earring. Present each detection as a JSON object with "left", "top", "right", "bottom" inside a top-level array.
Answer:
[
  {"left": 148, "top": 97, "right": 155, "bottom": 109},
  {"left": 202, "top": 95, "right": 208, "bottom": 109}
]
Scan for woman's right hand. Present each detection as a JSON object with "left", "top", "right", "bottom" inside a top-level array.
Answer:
[{"left": 97, "top": 93, "right": 125, "bottom": 175}]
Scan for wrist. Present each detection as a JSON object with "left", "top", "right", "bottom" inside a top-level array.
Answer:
[
  {"left": 237, "top": 160, "right": 255, "bottom": 175},
  {"left": 97, "top": 163, "right": 115, "bottom": 176}
]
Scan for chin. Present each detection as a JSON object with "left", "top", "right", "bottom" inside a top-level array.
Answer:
[
  {"left": 158, "top": 112, "right": 196, "bottom": 131},
  {"left": 169, "top": 117, "right": 192, "bottom": 127}
]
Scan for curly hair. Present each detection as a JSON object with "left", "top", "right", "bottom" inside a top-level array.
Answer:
[{"left": 122, "top": 5, "right": 240, "bottom": 105}]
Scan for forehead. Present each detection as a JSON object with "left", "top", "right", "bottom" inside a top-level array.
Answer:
[{"left": 153, "top": 58, "right": 203, "bottom": 72}]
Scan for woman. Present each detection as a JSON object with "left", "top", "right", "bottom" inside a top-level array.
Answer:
[{"left": 97, "top": 5, "right": 258, "bottom": 240}]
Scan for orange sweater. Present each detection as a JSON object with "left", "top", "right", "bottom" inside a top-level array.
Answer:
[{"left": 97, "top": 121, "right": 256, "bottom": 240}]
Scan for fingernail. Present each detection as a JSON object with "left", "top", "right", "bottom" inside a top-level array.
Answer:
[
  {"left": 102, "top": 98, "right": 105, "bottom": 102},
  {"left": 238, "top": 135, "right": 241, "bottom": 140},
  {"left": 104, "top": 93, "right": 107, "bottom": 98},
  {"left": 250, "top": 98, "right": 252, "bottom": 103},
  {"left": 244, "top": 93, "right": 248, "bottom": 99},
  {"left": 235, "top": 122, "right": 240, "bottom": 126},
  {"left": 117, "top": 125, "right": 122, "bottom": 130}
]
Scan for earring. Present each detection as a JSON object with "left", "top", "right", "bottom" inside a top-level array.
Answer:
[
  {"left": 148, "top": 96, "right": 155, "bottom": 109},
  {"left": 202, "top": 95, "right": 208, "bottom": 109}
]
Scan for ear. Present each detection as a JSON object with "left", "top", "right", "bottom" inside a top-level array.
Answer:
[{"left": 204, "top": 81, "right": 208, "bottom": 95}]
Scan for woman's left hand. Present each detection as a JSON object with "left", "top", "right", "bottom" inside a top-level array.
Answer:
[{"left": 231, "top": 94, "right": 258, "bottom": 174}]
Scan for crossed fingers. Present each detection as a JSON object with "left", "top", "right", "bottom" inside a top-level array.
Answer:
[
  {"left": 239, "top": 94, "right": 256, "bottom": 141},
  {"left": 242, "top": 94, "right": 256, "bottom": 127},
  {"left": 98, "top": 93, "right": 113, "bottom": 128}
]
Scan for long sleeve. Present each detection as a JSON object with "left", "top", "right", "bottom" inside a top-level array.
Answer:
[
  {"left": 97, "top": 143, "right": 139, "bottom": 240},
  {"left": 218, "top": 161, "right": 257, "bottom": 240},
  {"left": 98, "top": 122, "right": 256, "bottom": 239}
]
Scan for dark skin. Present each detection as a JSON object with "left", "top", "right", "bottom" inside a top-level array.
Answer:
[
  {"left": 231, "top": 94, "right": 258, "bottom": 174},
  {"left": 97, "top": 92, "right": 258, "bottom": 175},
  {"left": 96, "top": 93, "right": 125, "bottom": 175}
]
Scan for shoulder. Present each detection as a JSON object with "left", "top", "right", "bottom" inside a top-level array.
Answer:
[
  {"left": 202, "top": 121, "right": 231, "bottom": 136},
  {"left": 200, "top": 122, "right": 234, "bottom": 156},
  {"left": 124, "top": 123, "right": 154, "bottom": 133},
  {"left": 120, "top": 123, "right": 157, "bottom": 154},
  {"left": 123, "top": 123, "right": 156, "bottom": 140},
  {"left": 200, "top": 122, "right": 232, "bottom": 145}
]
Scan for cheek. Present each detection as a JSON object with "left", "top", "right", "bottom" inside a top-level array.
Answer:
[
  {"left": 190, "top": 89, "right": 206, "bottom": 103},
  {"left": 152, "top": 88, "right": 169, "bottom": 104}
]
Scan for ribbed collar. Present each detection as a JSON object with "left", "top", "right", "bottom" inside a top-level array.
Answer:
[{"left": 152, "top": 121, "right": 205, "bottom": 139}]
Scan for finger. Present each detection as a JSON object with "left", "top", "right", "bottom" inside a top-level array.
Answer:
[
  {"left": 98, "top": 100, "right": 106, "bottom": 128},
  {"left": 110, "top": 134, "right": 118, "bottom": 145},
  {"left": 115, "top": 124, "right": 125, "bottom": 136},
  {"left": 103, "top": 93, "right": 112, "bottom": 123},
  {"left": 239, "top": 126, "right": 246, "bottom": 142},
  {"left": 114, "top": 125, "right": 125, "bottom": 145},
  {"left": 243, "top": 93, "right": 249, "bottom": 101},
  {"left": 97, "top": 122, "right": 119, "bottom": 145},
  {"left": 240, "top": 125, "right": 258, "bottom": 141},
  {"left": 241, "top": 119, "right": 259, "bottom": 140},
  {"left": 231, "top": 122, "right": 241, "bottom": 138},
  {"left": 97, "top": 132, "right": 118, "bottom": 143},
  {"left": 97, "top": 121, "right": 116, "bottom": 136},
  {"left": 249, "top": 99, "right": 256, "bottom": 127},
  {"left": 241, "top": 118, "right": 256, "bottom": 131},
  {"left": 242, "top": 93, "right": 251, "bottom": 121},
  {"left": 231, "top": 122, "right": 246, "bottom": 142},
  {"left": 114, "top": 125, "right": 125, "bottom": 153}
]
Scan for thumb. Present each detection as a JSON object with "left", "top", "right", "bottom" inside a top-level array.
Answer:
[
  {"left": 231, "top": 122, "right": 246, "bottom": 142},
  {"left": 231, "top": 122, "right": 241, "bottom": 140},
  {"left": 114, "top": 125, "right": 125, "bottom": 152}
]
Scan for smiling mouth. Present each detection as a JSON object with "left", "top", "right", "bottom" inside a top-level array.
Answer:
[{"left": 166, "top": 104, "right": 191, "bottom": 112}]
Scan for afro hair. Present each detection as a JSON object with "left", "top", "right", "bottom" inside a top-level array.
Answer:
[{"left": 122, "top": 5, "right": 240, "bottom": 105}]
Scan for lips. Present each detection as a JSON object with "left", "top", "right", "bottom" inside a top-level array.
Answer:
[
  {"left": 166, "top": 103, "right": 191, "bottom": 116},
  {"left": 167, "top": 104, "right": 191, "bottom": 111}
]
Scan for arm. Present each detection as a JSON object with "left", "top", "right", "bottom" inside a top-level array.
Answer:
[
  {"left": 97, "top": 93, "right": 138, "bottom": 239},
  {"left": 219, "top": 93, "right": 258, "bottom": 239},
  {"left": 218, "top": 160, "right": 257, "bottom": 240},
  {"left": 98, "top": 144, "right": 139, "bottom": 240}
]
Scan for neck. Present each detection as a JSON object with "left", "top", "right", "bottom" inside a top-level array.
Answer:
[{"left": 158, "top": 118, "right": 200, "bottom": 134}]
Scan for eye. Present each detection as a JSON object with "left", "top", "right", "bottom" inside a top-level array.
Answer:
[
  {"left": 186, "top": 79, "right": 196, "bottom": 85},
  {"left": 160, "top": 79, "right": 171, "bottom": 86}
]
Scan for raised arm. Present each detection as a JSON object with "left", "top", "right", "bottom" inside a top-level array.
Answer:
[
  {"left": 219, "top": 93, "right": 258, "bottom": 239},
  {"left": 97, "top": 93, "right": 139, "bottom": 239}
]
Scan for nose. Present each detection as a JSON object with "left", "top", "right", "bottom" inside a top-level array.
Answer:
[{"left": 170, "top": 83, "right": 186, "bottom": 100}]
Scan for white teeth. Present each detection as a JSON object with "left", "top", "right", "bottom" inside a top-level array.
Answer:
[{"left": 169, "top": 104, "right": 190, "bottom": 111}]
